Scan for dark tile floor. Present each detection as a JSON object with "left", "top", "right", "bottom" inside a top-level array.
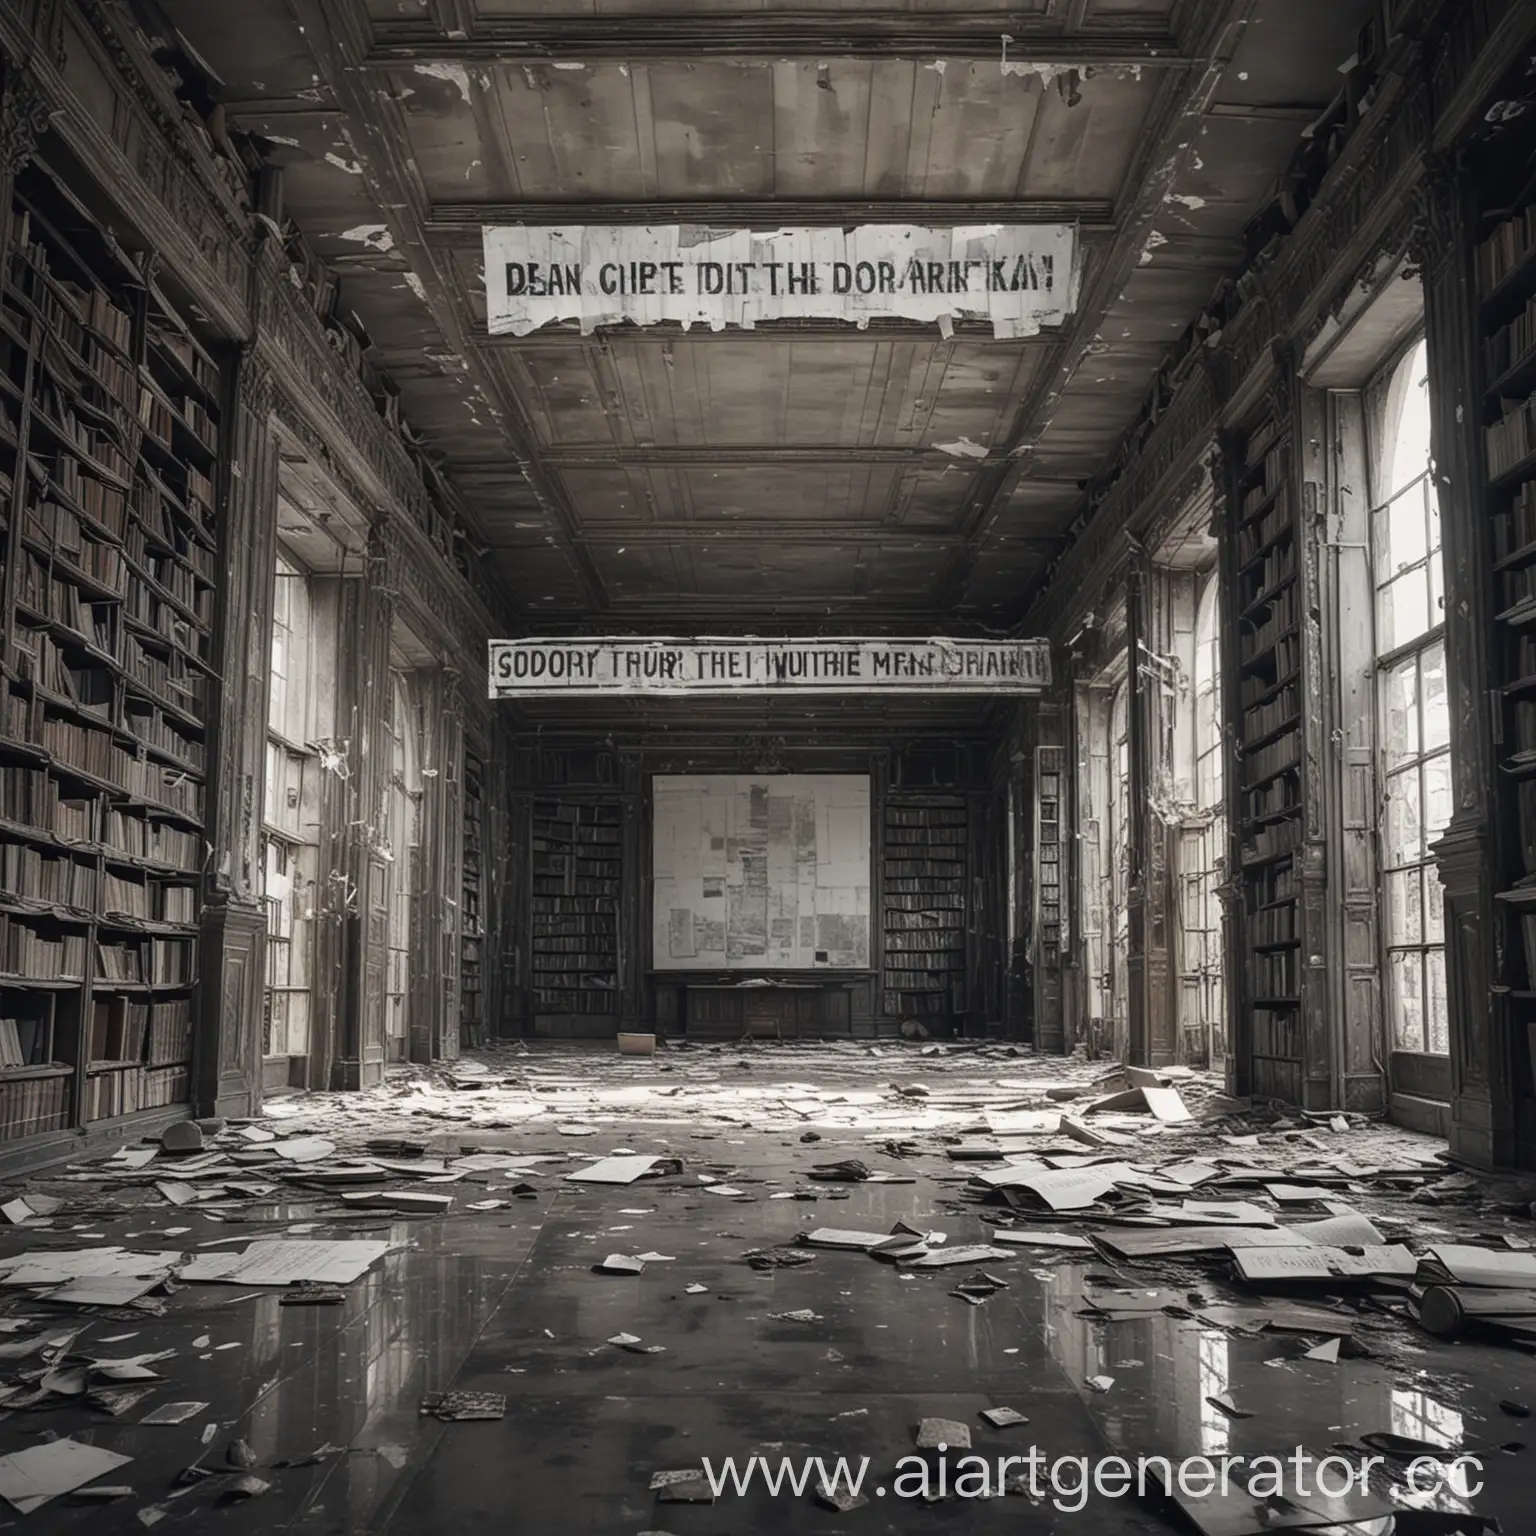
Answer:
[{"left": 3, "top": 1109, "right": 1534, "bottom": 1534}]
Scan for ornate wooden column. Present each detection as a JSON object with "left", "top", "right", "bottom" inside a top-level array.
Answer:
[
  {"left": 197, "top": 349, "right": 279, "bottom": 1118},
  {"left": 1418, "top": 161, "right": 1511, "bottom": 1168},
  {"left": 1125, "top": 551, "right": 1151, "bottom": 1064},
  {"left": 323, "top": 519, "right": 395, "bottom": 1090}
]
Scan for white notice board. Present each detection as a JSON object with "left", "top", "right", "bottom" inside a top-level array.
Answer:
[{"left": 652, "top": 775, "right": 870, "bottom": 970}]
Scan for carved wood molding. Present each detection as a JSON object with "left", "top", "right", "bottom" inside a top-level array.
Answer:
[{"left": 0, "top": 62, "right": 55, "bottom": 175}]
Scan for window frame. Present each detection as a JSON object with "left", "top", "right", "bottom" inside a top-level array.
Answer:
[{"left": 1366, "top": 335, "right": 1451, "bottom": 1057}]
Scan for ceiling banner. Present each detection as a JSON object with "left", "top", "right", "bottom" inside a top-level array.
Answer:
[
  {"left": 481, "top": 224, "right": 1078, "bottom": 339},
  {"left": 489, "top": 637, "right": 1051, "bottom": 699}
]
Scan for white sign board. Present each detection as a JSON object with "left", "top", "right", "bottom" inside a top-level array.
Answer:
[
  {"left": 482, "top": 224, "right": 1078, "bottom": 338},
  {"left": 652, "top": 775, "right": 870, "bottom": 970},
  {"left": 489, "top": 637, "right": 1051, "bottom": 699}
]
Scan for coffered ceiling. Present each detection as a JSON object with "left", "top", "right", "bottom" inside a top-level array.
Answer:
[{"left": 149, "top": 0, "right": 1375, "bottom": 631}]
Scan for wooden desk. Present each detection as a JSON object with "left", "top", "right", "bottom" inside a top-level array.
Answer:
[{"left": 650, "top": 972, "right": 876, "bottom": 1039}]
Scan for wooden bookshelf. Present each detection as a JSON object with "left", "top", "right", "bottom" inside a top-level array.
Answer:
[
  {"left": 1232, "top": 408, "right": 1304, "bottom": 1103},
  {"left": 529, "top": 799, "right": 621, "bottom": 1017},
  {"left": 1034, "top": 747, "right": 1063, "bottom": 968},
  {"left": 1483, "top": 188, "right": 1536, "bottom": 1127},
  {"left": 461, "top": 755, "right": 484, "bottom": 1045},
  {"left": 0, "top": 162, "right": 218, "bottom": 1143},
  {"left": 882, "top": 795, "right": 967, "bottom": 1023}
]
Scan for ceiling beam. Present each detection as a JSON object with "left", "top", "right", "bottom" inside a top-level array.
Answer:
[
  {"left": 427, "top": 198, "right": 1117, "bottom": 234},
  {"left": 531, "top": 445, "right": 1056, "bottom": 469},
  {"left": 466, "top": 319, "right": 1061, "bottom": 346},
  {"left": 364, "top": 20, "right": 1191, "bottom": 65},
  {"left": 560, "top": 525, "right": 1058, "bottom": 545}
]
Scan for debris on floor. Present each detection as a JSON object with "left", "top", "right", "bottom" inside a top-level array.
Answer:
[{"left": 0, "top": 1039, "right": 1530, "bottom": 1532}]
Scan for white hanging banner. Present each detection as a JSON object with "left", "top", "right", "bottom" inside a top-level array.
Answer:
[
  {"left": 481, "top": 224, "right": 1078, "bottom": 339},
  {"left": 489, "top": 637, "right": 1051, "bottom": 699}
]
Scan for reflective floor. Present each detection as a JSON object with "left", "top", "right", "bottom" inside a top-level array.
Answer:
[{"left": 2, "top": 1061, "right": 1533, "bottom": 1534}]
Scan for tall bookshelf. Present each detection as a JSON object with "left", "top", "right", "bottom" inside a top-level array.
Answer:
[
  {"left": 1232, "top": 407, "right": 1305, "bottom": 1103},
  {"left": 1033, "top": 747, "right": 1063, "bottom": 969},
  {"left": 882, "top": 795, "right": 967, "bottom": 1023},
  {"left": 461, "top": 754, "right": 484, "bottom": 1045},
  {"left": 0, "top": 161, "right": 218, "bottom": 1144},
  {"left": 529, "top": 799, "right": 621, "bottom": 1019},
  {"left": 1481, "top": 186, "right": 1536, "bottom": 1149}
]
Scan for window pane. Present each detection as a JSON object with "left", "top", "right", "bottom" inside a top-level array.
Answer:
[
  {"left": 1425, "top": 948, "right": 1449, "bottom": 1054},
  {"left": 1386, "top": 868, "right": 1422, "bottom": 946},
  {"left": 1388, "top": 950, "right": 1425, "bottom": 1051},
  {"left": 1427, "top": 480, "right": 1442, "bottom": 560},
  {"left": 1429, "top": 548, "right": 1444, "bottom": 627},
  {"left": 1380, "top": 567, "right": 1430, "bottom": 651},
  {"left": 1383, "top": 484, "right": 1429, "bottom": 573},
  {"left": 1423, "top": 753, "right": 1453, "bottom": 844},
  {"left": 1384, "top": 768, "right": 1422, "bottom": 866},
  {"left": 1421, "top": 642, "right": 1449, "bottom": 752},
  {"left": 1423, "top": 863, "right": 1446, "bottom": 944},
  {"left": 1387, "top": 342, "right": 1433, "bottom": 497},
  {"left": 1381, "top": 659, "right": 1420, "bottom": 768}
]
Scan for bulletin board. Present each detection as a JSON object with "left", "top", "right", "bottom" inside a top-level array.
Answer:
[{"left": 651, "top": 775, "right": 871, "bottom": 970}]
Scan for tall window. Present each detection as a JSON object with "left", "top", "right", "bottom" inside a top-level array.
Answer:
[
  {"left": 1180, "top": 572, "right": 1226, "bottom": 1064},
  {"left": 1370, "top": 338, "right": 1450, "bottom": 1054},
  {"left": 263, "top": 548, "right": 318, "bottom": 1064}
]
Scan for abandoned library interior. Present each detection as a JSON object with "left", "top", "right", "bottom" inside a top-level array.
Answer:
[{"left": 2, "top": 0, "right": 1536, "bottom": 1529}]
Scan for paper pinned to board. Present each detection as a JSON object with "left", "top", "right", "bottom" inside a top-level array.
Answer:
[
  {"left": 177, "top": 1240, "right": 391, "bottom": 1287},
  {"left": 0, "top": 1438, "right": 132, "bottom": 1513}
]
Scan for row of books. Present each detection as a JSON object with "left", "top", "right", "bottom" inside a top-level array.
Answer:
[
  {"left": 0, "top": 1013, "right": 47, "bottom": 1068},
  {"left": 85, "top": 1062, "right": 190, "bottom": 1121},
  {"left": 101, "top": 873, "right": 197, "bottom": 924},
  {"left": 1242, "top": 730, "right": 1301, "bottom": 789},
  {"left": 1240, "top": 588, "right": 1299, "bottom": 664},
  {"left": 0, "top": 918, "right": 87, "bottom": 979},
  {"left": 95, "top": 936, "right": 195, "bottom": 985},
  {"left": 1488, "top": 396, "right": 1536, "bottom": 480},
  {"left": 0, "top": 769, "right": 93, "bottom": 838},
  {"left": 88, "top": 995, "right": 194, "bottom": 1064},
  {"left": 0, "top": 846, "right": 96, "bottom": 909},
  {"left": 1247, "top": 900, "right": 1298, "bottom": 946},
  {"left": 1242, "top": 816, "right": 1301, "bottom": 864},
  {"left": 1253, "top": 949, "right": 1299, "bottom": 997},
  {"left": 1238, "top": 499, "right": 1292, "bottom": 565},
  {"left": 124, "top": 708, "right": 205, "bottom": 771},
  {"left": 0, "top": 1069, "right": 70, "bottom": 1141},
  {"left": 1245, "top": 684, "right": 1300, "bottom": 743},
  {"left": 1477, "top": 206, "right": 1536, "bottom": 294},
  {"left": 104, "top": 808, "right": 202, "bottom": 871},
  {"left": 1487, "top": 290, "right": 1536, "bottom": 383},
  {"left": 1242, "top": 442, "right": 1288, "bottom": 516}
]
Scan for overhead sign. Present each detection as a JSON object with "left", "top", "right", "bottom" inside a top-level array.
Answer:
[
  {"left": 481, "top": 224, "right": 1078, "bottom": 339},
  {"left": 489, "top": 637, "right": 1051, "bottom": 699}
]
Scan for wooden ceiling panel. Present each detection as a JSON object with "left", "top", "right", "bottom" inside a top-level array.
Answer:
[
  {"left": 474, "top": 0, "right": 1049, "bottom": 13},
  {"left": 587, "top": 538, "right": 960, "bottom": 602},
  {"left": 1016, "top": 67, "right": 1162, "bottom": 200},
  {"left": 558, "top": 463, "right": 921, "bottom": 527},
  {"left": 1081, "top": 0, "right": 1176, "bottom": 14},
  {"left": 995, "top": 477, "right": 1087, "bottom": 535},
  {"left": 901, "top": 466, "right": 988, "bottom": 529},
  {"left": 394, "top": 61, "right": 1161, "bottom": 201}
]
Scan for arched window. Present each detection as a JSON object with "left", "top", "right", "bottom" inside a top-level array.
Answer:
[
  {"left": 1194, "top": 572, "right": 1223, "bottom": 814},
  {"left": 1182, "top": 570, "right": 1226, "bottom": 1065},
  {"left": 1369, "top": 337, "right": 1450, "bottom": 1054}
]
